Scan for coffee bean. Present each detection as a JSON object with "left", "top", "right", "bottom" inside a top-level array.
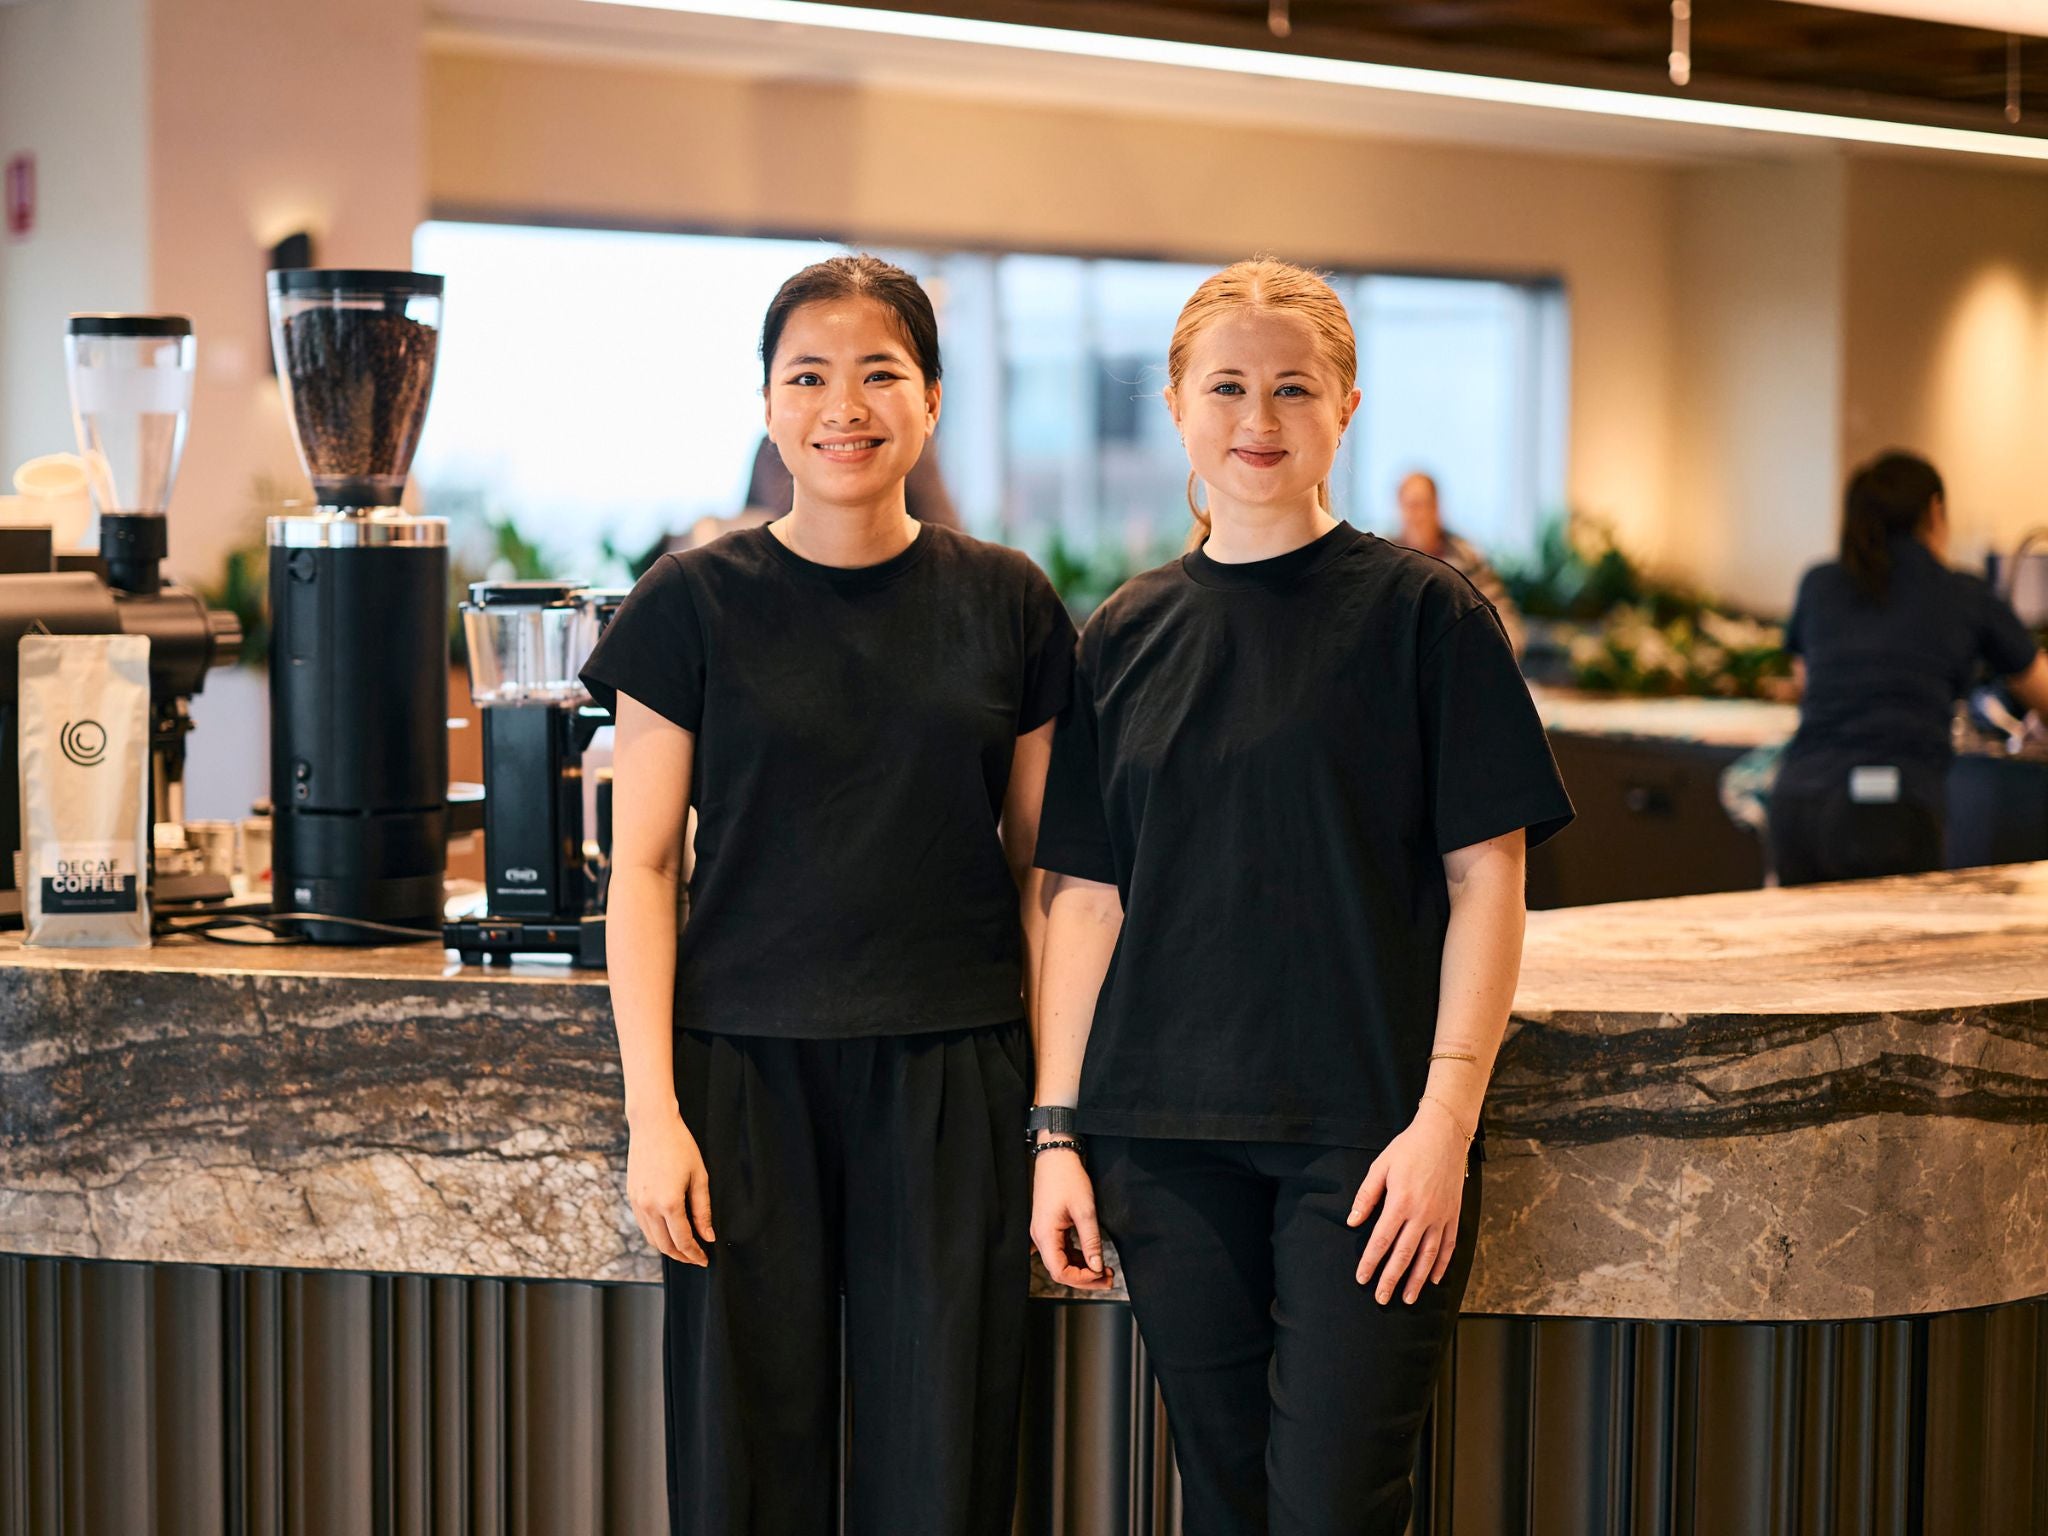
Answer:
[{"left": 280, "top": 307, "right": 438, "bottom": 505}]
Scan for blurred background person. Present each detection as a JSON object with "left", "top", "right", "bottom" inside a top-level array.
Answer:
[
  {"left": 1394, "top": 471, "right": 1525, "bottom": 657},
  {"left": 1770, "top": 450, "right": 2048, "bottom": 886}
]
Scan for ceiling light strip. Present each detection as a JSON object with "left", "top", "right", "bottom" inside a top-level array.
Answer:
[{"left": 582, "top": 0, "right": 2048, "bottom": 161}]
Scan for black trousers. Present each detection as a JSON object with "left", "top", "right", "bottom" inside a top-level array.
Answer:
[
  {"left": 1768, "top": 784, "right": 1945, "bottom": 887},
  {"left": 663, "top": 1022, "right": 1033, "bottom": 1536},
  {"left": 1094, "top": 1136, "right": 1480, "bottom": 1536}
]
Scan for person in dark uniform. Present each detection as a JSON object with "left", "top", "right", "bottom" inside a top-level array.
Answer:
[
  {"left": 1772, "top": 450, "right": 2048, "bottom": 887},
  {"left": 1027, "top": 259, "right": 1574, "bottom": 1536},
  {"left": 581, "top": 254, "right": 1075, "bottom": 1535}
]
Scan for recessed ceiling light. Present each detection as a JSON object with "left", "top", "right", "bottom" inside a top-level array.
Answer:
[{"left": 582, "top": 0, "right": 2048, "bottom": 162}]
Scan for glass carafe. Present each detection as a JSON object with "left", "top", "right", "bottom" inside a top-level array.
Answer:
[{"left": 462, "top": 582, "right": 598, "bottom": 705}]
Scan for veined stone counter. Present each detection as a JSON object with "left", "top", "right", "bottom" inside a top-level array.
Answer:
[
  {"left": 1484, "top": 862, "right": 2048, "bottom": 1320},
  {"left": 1532, "top": 686, "right": 2048, "bottom": 763},
  {"left": 3, "top": 864, "right": 2046, "bottom": 1322},
  {"left": 1533, "top": 690, "right": 1801, "bottom": 750}
]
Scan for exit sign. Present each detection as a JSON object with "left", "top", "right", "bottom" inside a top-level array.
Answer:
[{"left": 5, "top": 154, "right": 33, "bottom": 240}]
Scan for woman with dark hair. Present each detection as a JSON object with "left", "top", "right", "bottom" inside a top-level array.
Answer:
[
  {"left": 581, "top": 253, "right": 1074, "bottom": 1533},
  {"left": 1771, "top": 449, "right": 2048, "bottom": 885}
]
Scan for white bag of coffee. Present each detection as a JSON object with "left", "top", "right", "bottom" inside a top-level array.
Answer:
[{"left": 19, "top": 633, "right": 151, "bottom": 947}]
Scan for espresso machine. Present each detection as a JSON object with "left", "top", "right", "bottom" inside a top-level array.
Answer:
[
  {"left": 444, "top": 582, "right": 617, "bottom": 967},
  {"left": 0, "top": 314, "right": 242, "bottom": 918},
  {"left": 266, "top": 270, "right": 448, "bottom": 943}
]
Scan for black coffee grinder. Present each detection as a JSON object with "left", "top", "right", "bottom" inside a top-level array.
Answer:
[
  {"left": 266, "top": 271, "right": 448, "bottom": 943},
  {"left": 444, "top": 582, "right": 617, "bottom": 967}
]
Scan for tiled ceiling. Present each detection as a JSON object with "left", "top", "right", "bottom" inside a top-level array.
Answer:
[{"left": 823, "top": 0, "right": 2048, "bottom": 137}]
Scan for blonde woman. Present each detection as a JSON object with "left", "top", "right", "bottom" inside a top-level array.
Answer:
[{"left": 1027, "top": 259, "right": 1573, "bottom": 1534}]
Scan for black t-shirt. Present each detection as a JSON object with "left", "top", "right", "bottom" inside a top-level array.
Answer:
[
  {"left": 581, "top": 522, "right": 1076, "bottom": 1038},
  {"left": 1779, "top": 537, "right": 2039, "bottom": 808},
  {"left": 1034, "top": 521, "right": 1573, "bottom": 1149}
]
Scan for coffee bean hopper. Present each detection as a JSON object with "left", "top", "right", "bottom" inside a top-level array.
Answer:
[{"left": 266, "top": 270, "right": 448, "bottom": 943}]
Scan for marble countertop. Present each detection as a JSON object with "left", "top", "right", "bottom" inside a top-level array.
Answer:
[
  {"left": 1534, "top": 691, "right": 1800, "bottom": 750},
  {"left": 1534, "top": 688, "right": 2048, "bottom": 763},
  {"left": 1516, "top": 861, "right": 2048, "bottom": 1016},
  {"left": 1479, "top": 863, "right": 2048, "bottom": 1320},
  {"left": 4, "top": 865, "right": 2046, "bottom": 1323}
]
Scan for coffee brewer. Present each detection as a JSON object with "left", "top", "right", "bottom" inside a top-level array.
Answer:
[
  {"left": 0, "top": 314, "right": 242, "bottom": 918},
  {"left": 443, "top": 582, "right": 617, "bottom": 967},
  {"left": 266, "top": 271, "right": 448, "bottom": 943}
]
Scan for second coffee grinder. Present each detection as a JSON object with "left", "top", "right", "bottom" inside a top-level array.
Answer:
[
  {"left": 443, "top": 582, "right": 618, "bottom": 967},
  {"left": 266, "top": 270, "right": 448, "bottom": 942}
]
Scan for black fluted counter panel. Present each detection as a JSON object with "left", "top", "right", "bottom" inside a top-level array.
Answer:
[{"left": 5, "top": 1259, "right": 2044, "bottom": 1536}]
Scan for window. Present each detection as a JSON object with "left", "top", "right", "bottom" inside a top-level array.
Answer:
[
  {"left": 410, "top": 222, "right": 1566, "bottom": 585},
  {"left": 411, "top": 221, "right": 844, "bottom": 576},
  {"left": 1341, "top": 275, "right": 1568, "bottom": 556}
]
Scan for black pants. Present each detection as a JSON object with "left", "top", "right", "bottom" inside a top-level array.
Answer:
[
  {"left": 1094, "top": 1136, "right": 1480, "bottom": 1536},
  {"left": 1769, "top": 784, "right": 1945, "bottom": 887},
  {"left": 663, "top": 1022, "right": 1032, "bottom": 1536}
]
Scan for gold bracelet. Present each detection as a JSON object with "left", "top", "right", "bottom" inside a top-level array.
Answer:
[
  {"left": 1429, "top": 1050, "right": 1479, "bottom": 1064},
  {"left": 1419, "top": 1093, "right": 1475, "bottom": 1142}
]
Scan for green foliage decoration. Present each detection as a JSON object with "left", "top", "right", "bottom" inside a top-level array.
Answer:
[
  {"left": 1042, "top": 528, "right": 1181, "bottom": 619},
  {"left": 193, "top": 475, "right": 291, "bottom": 669},
  {"left": 1501, "top": 512, "right": 1794, "bottom": 699}
]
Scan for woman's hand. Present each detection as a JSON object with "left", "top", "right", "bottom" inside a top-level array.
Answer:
[
  {"left": 1031, "top": 1150, "right": 1115, "bottom": 1290},
  {"left": 628, "top": 1110, "right": 715, "bottom": 1267},
  {"left": 1346, "top": 1101, "right": 1468, "bottom": 1304}
]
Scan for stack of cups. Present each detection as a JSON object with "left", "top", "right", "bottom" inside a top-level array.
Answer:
[{"left": 0, "top": 454, "right": 96, "bottom": 550}]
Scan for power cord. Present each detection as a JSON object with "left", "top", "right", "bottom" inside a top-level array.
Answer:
[{"left": 153, "top": 907, "right": 445, "bottom": 946}]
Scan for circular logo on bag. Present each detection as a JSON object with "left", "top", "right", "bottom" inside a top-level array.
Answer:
[{"left": 60, "top": 720, "right": 106, "bottom": 767}]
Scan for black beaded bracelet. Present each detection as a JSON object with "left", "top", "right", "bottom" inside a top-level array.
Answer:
[{"left": 1031, "top": 1137, "right": 1085, "bottom": 1159}]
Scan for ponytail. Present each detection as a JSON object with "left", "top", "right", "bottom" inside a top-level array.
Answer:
[{"left": 1841, "top": 451, "right": 1942, "bottom": 602}]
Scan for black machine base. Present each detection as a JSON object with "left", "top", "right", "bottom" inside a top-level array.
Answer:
[
  {"left": 0, "top": 871, "right": 236, "bottom": 929},
  {"left": 444, "top": 913, "right": 606, "bottom": 969}
]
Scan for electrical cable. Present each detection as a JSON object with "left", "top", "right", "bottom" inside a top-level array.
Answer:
[{"left": 152, "top": 907, "right": 445, "bottom": 946}]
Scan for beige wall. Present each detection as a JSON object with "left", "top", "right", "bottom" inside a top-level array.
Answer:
[
  {"left": 1646, "top": 153, "right": 2048, "bottom": 613},
  {"left": 11, "top": 10, "right": 2048, "bottom": 630},
  {"left": 0, "top": 0, "right": 426, "bottom": 585},
  {"left": 426, "top": 47, "right": 1681, "bottom": 567},
  {"left": 150, "top": 0, "right": 427, "bottom": 589},
  {"left": 0, "top": 0, "right": 152, "bottom": 480},
  {"left": 1668, "top": 158, "right": 1847, "bottom": 615},
  {"left": 138, "top": 0, "right": 423, "bottom": 822},
  {"left": 1841, "top": 157, "right": 2048, "bottom": 570}
]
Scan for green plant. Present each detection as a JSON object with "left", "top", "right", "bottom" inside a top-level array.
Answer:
[
  {"left": 1499, "top": 511, "right": 1648, "bottom": 622},
  {"left": 1042, "top": 528, "right": 1176, "bottom": 618},
  {"left": 1507, "top": 511, "right": 1794, "bottom": 699},
  {"left": 445, "top": 512, "right": 564, "bottom": 666},
  {"left": 201, "top": 481, "right": 596, "bottom": 672},
  {"left": 196, "top": 475, "right": 294, "bottom": 669},
  {"left": 602, "top": 532, "right": 654, "bottom": 583},
  {"left": 1566, "top": 605, "right": 1792, "bottom": 698}
]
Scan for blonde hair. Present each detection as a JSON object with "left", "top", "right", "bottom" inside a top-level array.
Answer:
[{"left": 1166, "top": 257, "right": 1359, "bottom": 549}]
